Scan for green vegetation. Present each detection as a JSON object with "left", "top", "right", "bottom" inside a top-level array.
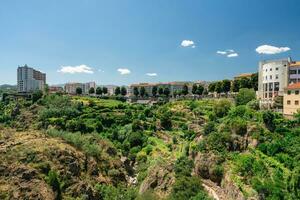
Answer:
[{"left": 0, "top": 91, "right": 299, "bottom": 200}]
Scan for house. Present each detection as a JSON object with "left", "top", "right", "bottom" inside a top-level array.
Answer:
[{"left": 283, "top": 82, "right": 300, "bottom": 116}]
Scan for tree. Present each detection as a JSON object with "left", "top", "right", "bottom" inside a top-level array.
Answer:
[
  {"left": 44, "top": 84, "right": 49, "bottom": 95},
  {"left": 232, "top": 79, "right": 240, "bottom": 92},
  {"left": 89, "top": 87, "right": 95, "bottom": 95},
  {"left": 152, "top": 86, "right": 158, "bottom": 97},
  {"left": 182, "top": 84, "right": 189, "bottom": 96},
  {"left": 164, "top": 87, "right": 170, "bottom": 97},
  {"left": 32, "top": 90, "right": 43, "bottom": 103},
  {"left": 235, "top": 88, "right": 256, "bottom": 106},
  {"left": 102, "top": 87, "right": 108, "bottom": 95},
  {"left": 133, "top": 87, "right": 139, "bottom": 97},
  {"left": 196, "top": 85, "right": 204, "bottom": 96},
  {"left": 222, "top": 80, "right": 231, "bottom": 94},
  {"left": 76, "top": 87, "right": 82, "bottom": 95},
  {"left": 121, "top": 86, "right": 127, "bottom": 96},
  {"left": 273, "top": 96, "right": 283, "bottom": 109},
  {"left": 158, "top": 87, "right": 164, "bottom": 96},
  {"left": 208, "top": 82, "right": 216, "bottom": 93},
  {"left": 215, "top": 81, "right": 223, "bottom": 94},
  {"left": 239, "top": 77, "right": 251, "bottom": 89},
  {"left": 192, "top": 84, "right": 198, "bottom": 95},
  {"left": 115, "top": 87, "right": 121, "bottom": 96},
  {"left": 160, "top": 111, "right": 172, "bottom": 130},
  {"left": 251, "top": 73, "right": 258, "bottom": 91},
  {"left": 140, "top": 87, "right": 146, "bottom": 97},
  {"left": 96, "top": 87, "right": 103, "bottom": 95}
]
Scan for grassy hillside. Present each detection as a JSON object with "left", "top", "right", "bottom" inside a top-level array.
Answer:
[{"left": 0, "top": 94, "right": 299, "bottom": 200}]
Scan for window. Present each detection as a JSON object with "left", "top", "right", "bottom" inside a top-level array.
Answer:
[
  {"left": 276, "top": 74, "right": 279, "bottom": 79},
  {"left": 266, "top": 69, "right": 268, "bottom": 72},
  {"left": 298, "top": 69, "right": 300, "bottom": 74},
  {"left": 265, "top": 76, "right": 267, "bottom": 80},
  {"left": 265, "top": 93, "right": 268, "bottom": 98},
  {"left": 296, "top": 90, "right": 299, "bottom": 95},
  {"left": 287, "top": 100, "right": 291, "bottom": 105},
  {"left": 296, "top": 100, "right": 299, "bottom": 105},
  {"left": 276, "top": 67, "right": 279, "bottom": 71},
  {"left": 269, "top": 83, "right": 273, "bottom": 91},
  {"left": 270, "top": 68, "right": 272, "bottom": 71},
  {"left": 270, "top": 75, "right": 272, "bottom": 80},
  {"left": 269, "top": 93, "right": 273, "bottom": 98},
  {"left": 290, "top": 70, "right": 297, "bottom": 74},
  {"left": 288, "top": 90, "right": 291, "bottom": 95},
  {"left": 274, "top": 82, "right": 279, "bottom": 91},
  {"left": 290, "top": 79, "right": 297, "bottom": 84}
]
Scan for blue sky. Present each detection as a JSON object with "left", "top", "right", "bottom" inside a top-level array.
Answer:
[{"left": 0, "top": 0, "right": 300, "bottom": 85}]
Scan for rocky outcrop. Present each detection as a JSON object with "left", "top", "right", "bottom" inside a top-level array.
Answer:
[{"left": 139, "top": 162, "right": 175, "bottom": 198}]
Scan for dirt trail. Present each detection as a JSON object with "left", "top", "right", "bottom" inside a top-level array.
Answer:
[{"left": 202, "top": 179, "right": 227, "bottom": 200}]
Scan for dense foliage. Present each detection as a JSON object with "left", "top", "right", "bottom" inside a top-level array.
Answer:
[{"left": 0, "top": 91, "right": 299, "bottom": 200}]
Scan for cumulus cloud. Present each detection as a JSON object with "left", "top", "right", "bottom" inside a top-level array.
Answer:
[
  {"left": 216, "top": 51, "right": 227, "bottom": 55},
  {"left": 181, "top": 40, "right": 196, "bottom": 48},
  {"left": 217, "top": 49, "right": 238, "bottom": 57},
  {"left": 227, "top": 53, "right": 239, "bottom": 57},
  {"left": 146, "top": 73, "right": 157, "bottom": 77},
  {"left": 58, "top": 65, "right": 94, "bottom": 74},
  {"left": 117, "top": 68, "right": 131, "bottom": 75},
  {"left": 255, "top": 45, "right": 291, "bottom": 54}
]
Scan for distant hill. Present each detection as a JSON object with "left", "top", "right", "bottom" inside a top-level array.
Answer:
[{"left": 0, "top": 84, "right": 17, "bottom": 90}]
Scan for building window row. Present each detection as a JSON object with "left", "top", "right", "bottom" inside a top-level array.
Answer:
[
  {"left": 265, "top": 74, "right": 279, "bottom": 80},
  {"left": 287, "top": 90, "right": 300, "bottom": 95},
  {"left": 265, "top": 67, "right": 279, "bottom": 72},
  {"left": 289, "top": 69, "right": 300, "bottom": 75},
  {"left": 287, "top": 100, "right": 299, "bottom": 105}
]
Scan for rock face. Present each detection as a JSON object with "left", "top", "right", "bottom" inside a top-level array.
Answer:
[
  {"left": 0, "top": 129, "right": 126, "bottom": 199},
  {"left": 193, "top": 152, "right": 224, "bottom": 185},
  {"left": 139, "top": 162, "right": 175, "bottom": 198}
]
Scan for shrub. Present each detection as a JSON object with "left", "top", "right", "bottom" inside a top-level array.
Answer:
[
  {"left": 45, "top": 170, "right": 63, "bottom": 200},
  {"left": 203, "top": 121, "right": 216, "bottom": 135},
  {"left": 235, "top": 88, "right": 256, "bottom": 106},
  {"left": 170, "top": 176, "right": 203, "bottom": 200},
  {"left": 213, "top": 99, "right": 232, "bottom": 118}
]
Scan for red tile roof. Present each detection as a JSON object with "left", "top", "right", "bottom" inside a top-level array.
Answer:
[{"left": 286, "top": 82, "right": 300, "bottom": 89}]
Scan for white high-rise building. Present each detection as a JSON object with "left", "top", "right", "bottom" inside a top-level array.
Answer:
[{"left": 17, "top": 65, "right": 46, "bottom": 93}]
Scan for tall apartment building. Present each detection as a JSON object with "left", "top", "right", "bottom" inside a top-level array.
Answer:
[
  {"left": 64, "top": 82, "right": 96, "bottom": 94},
  {"left": 17, "top": 65, "right": 46, "bottom": 93}
]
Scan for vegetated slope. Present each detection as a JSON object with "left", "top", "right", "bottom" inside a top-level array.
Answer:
[
  {"left": 0, "top": 129, "right": 129, "bottom": 200},
  {"left": 0, "top": 94, "right": 299, "bottom": 200}
]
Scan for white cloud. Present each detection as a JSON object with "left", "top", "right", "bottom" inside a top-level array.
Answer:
[
  {"left": 181, "top": 40, "right": 195, "bottom": 48},
  {"left": 217, "top": 51, "right": 227, "bottom": 55},
  {"left": 227, "top": 53, "right": 239, "bottom": 57},
  {"left": 255, "top": 45, "right": 291, "bottom": 54},
  {"left": 146, "top": 73, "right": 157, "bottom": 77},
  {"left": 58, "top": 65, "right": 94, "bottom": 74},
  {"left": 117, "top": 68, "right": 131, "bottom": 75},
  {"left": 217, "top": 49, "right": 238, "bottom": 57}
]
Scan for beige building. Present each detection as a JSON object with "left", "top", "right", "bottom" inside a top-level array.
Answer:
[
  {"left": 64, "top": 82, "right": 96, "bottom": 94},
  {"left": 128, "top": 81, "right": 193, "bottom": 97},
  {"left": 234, "top": 73, "right": 253, "bottom": 80},
  {"left": 283, "top": 82, "right": 300, "bottom": 116}
]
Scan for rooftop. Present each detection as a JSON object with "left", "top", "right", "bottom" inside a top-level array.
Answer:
[
  {"left": 290, "top": 61, "right": 300, "bottom": 67},
  {"left": 234, "top": 73, "right": 253, "bottom": 78},
  {"left": 286, "top": 82, "right": 300, "bottom": 90}
]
